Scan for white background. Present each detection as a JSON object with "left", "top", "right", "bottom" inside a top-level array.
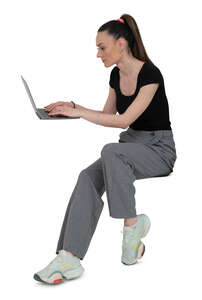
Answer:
[{"left": 1, "top": 0, "right": 201, "bottom": 298}]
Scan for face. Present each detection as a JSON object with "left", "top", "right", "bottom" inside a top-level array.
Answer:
[{"left": 96, "top": 31, "right": 124, "bottom": 67}]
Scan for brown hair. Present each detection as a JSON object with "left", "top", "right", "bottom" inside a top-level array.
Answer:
[{"left": 97, "top": 13, "right": 154, "bottom": 65}]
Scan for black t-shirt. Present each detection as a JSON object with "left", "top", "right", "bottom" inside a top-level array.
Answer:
[{"left": 109, "top": 62, "right": 172, "bottom": 131}]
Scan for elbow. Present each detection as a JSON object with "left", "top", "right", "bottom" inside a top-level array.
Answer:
[
  {"left": 121, "top": 115, "right": 128, "bottom": 129},
  {"left": 122, "top": 123, "right": 128, "bottom": 129}
]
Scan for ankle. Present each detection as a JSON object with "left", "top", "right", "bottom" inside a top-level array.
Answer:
[
  {"left": 65, "top": 251, "right": 75, "bottom": 257},
  {"left": 124, "top": 217, "right": 138, "bottom": 227}
]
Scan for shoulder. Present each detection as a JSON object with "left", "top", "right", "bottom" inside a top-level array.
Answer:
[
  {"left": 144, "top": 62, "right": 162, "bottom": 75},
  {"left": 139, "top": 62, "right": 163, "bottom": 86}
]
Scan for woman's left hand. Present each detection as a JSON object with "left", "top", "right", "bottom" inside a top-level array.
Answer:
[{"left": 48, "top": 103, "right": 82, "bottom": 118}]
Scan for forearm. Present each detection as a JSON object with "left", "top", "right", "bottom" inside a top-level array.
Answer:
[
  {"left": 79, "top": 107, "right": 126, "bottom": 129},
  {"left": 75, "top": 103, "right": 102, "bottom": 114}
]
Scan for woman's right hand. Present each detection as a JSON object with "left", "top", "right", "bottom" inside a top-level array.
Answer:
[{"left": 44, "top": 101, "right": 73, "bottom": 112}]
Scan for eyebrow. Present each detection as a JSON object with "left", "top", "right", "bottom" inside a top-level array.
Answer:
[{"left": 96, "top": 43, "right": 104, "bottom": 47}]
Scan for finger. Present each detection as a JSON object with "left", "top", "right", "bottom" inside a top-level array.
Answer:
[
  {"left": 45, "top": 105, "right": 58, "bottom": 112},
  {"left": 44, "top": 102, "right": 56, "bottom": 109},
  {"left": 49, "top": 110, "right": 67, "bottom": 117},
  {"left": 48, "top": 111, "right": 61, "bottom": 116},
  {"left": 48, "top": 105, "right": 64, "bottom": 113},
  {"left": 45, "top": 104, "right": 59, "bottom": 110},
  {"left": 44, "top": 102, "right": 61, "bottom": 109},
  {"left": 45, "top": 102, "right": 63, "bottom": 111},
  {"left": 48, "top": 101, "right": 64, "bottom": 107},
  {"left": 44, "top": 105, "right": 55, "bottom": 112}
]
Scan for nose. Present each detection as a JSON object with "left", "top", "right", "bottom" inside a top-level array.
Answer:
[{"left": 96, "top": 49, "right": 102, "bottom": 59}]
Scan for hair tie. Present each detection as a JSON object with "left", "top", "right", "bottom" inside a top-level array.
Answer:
[{"left": 116, "top": 18, "right": 124, "bottom": 24}]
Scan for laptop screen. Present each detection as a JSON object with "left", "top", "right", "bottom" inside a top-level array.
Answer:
[{"left": 21, "top": 76, "right": 38, "bottom": 112}]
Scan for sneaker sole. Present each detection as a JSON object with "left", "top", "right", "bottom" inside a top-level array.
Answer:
[
  {"left": 34, "top": 265, "right": 85, "bottom": 284},
  {"left": 33, "top": 272, "right": 63, "bottom": 284},
  {"left": 121, "top": 242, "right": 145, "bottom": 265},
  {"left": 63, "top": 265, "right": 85, "bottom": 280}
]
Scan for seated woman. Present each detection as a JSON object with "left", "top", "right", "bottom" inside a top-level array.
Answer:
[{"left": 34, "top": 13, "right": 177, "bottom": 285}]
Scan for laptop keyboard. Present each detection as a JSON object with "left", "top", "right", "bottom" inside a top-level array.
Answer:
[
  {"left": 38, "top": 108, "right": 68, "bottom": 118},
  {"left": 38, "top": 109, "right": 50, "bottom": 118}
]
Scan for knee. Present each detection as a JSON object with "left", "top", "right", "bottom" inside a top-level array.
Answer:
[
  {"left": 78, "top": 166, "right": 87, "bottom": 178},
  {"left": 77, "top": 169, "right": 94, "bottom": 187},
  {"left": 101, "top": 143, "right": 117, "bottom": 158},
  {"left": 79, "top": 168, "right": 96, "bottom": 182},
  {"left": 78, "top": 169, "right": 89, "bottom": 179}
]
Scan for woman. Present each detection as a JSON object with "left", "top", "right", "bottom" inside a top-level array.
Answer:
[{"left": 34, "top": 14, "right": 177, "bottom": 284}]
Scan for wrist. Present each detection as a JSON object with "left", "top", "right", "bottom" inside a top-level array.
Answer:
[
  {"left": 71, "top": 101, "right": 76, "bottom": 109},
  {"left": 79, "top": 109, "right": 84, "bottom": 118},
  {"left": 75, "top": 104, "right": 87, "bottom": 113}
]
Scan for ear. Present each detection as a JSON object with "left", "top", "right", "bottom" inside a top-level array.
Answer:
[{"left": 117, "top": 37, "right": 126, "bottom": 50}]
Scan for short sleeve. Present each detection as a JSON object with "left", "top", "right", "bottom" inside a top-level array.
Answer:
[
  {"left": 139, "top": 66, "right": 163, "bottom": 88},
  {"left": 109, "top": 67, "right": 116, "bottom": 88}
]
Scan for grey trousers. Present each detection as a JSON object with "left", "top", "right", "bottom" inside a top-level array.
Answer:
[{"left": 56, "top": 128, "right": 177, "bottom": 260}]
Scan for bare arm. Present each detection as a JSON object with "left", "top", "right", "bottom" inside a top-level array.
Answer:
[
  {"left": 76, "top": 87, "right": 125, "bottom": 129},
  {"left": 80, "top": 110, "right": 125, "bottom": 129},
  {"left": 75, "top": 103, "right": 102, "bottom": 114},
  {"left": 122, "top": 83, "right": 159, "bottom": 128}
]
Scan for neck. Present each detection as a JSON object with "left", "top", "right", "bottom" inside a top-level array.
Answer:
[{"left": 117, "top": 57, "right": 144, "bottom": 77}]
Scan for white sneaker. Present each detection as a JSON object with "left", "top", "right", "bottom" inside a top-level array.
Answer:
[
  {"left": 121, "top": 214, "right": 151, "bottom": 265},
  {"left": 34, "top": 250, "right": 85, "bottom": 284}
]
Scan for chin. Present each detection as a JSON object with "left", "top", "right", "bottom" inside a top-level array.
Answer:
[{"left": 103, "top": 61, "right": 113, "bottom": 68}]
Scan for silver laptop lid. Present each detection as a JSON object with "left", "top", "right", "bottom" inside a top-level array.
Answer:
[{"left": 21, "top": 76, "right": 37, "bottom": 112}]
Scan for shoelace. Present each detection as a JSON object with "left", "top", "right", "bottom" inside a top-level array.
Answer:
[
  {"left": 120, "top": 228, "right": 140, "bottom": 245},
  {"left": 45, "top": 254, "right": 66, "bottom": 271},
  {"left": 120, "top": 230, "right": 132, "bottom": 244}
]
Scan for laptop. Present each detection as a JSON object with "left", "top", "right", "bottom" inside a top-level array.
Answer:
[{"left": 21, "top": 75, "right": 80, "bottom": 120}]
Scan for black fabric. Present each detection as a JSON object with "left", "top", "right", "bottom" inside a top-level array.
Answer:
[{"left": 109, "top": 62, "right": 172, "bottom": 131}]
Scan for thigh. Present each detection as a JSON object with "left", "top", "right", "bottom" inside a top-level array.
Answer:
[
  {"left": 119, "top": 128, "right": 177, "bottom": 172},
  {"left": 101, "top": 142, "right": 172, "bottom": 180}
]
